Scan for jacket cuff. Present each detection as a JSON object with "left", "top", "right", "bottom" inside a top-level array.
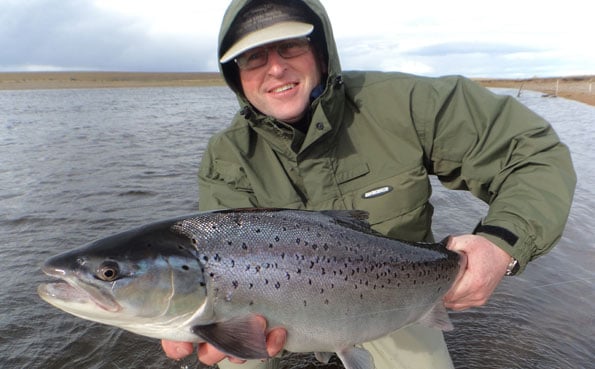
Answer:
[{"left": 472, "top": 221, "right": 533, "bottom": 275}]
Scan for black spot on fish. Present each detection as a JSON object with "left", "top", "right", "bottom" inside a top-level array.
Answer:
[
  {"left": 312, "top": 244, "right": 318, "bottom": 250},
  {"left": 265, "top": 279, "right": 269, "bottom": 285},
  {"left": 202, "top": 255, "right": 209, "bottom": 262},
  {"left": 269, "top": 243, "right": 273, "bottom": 248},
  {"left": 182, "top": 265, "right": 189, "bottom": 271},
  {"left": 209, "top": 273, "right": 215, "bottom": 278},
  {"left": 275, "top": 236, "right": 280, "bottom": 242},
  {"left": 308, "top": 279, "right": 312, "bottom": 285},
  {"left": 324, "top": 299, "right": 329, "bottom": 305},
  {"left": 191, "top": 238, "right": 197, "bottom": 245},
  {"left": 286, "top": 273, "right": 291, "bottom": 280},
  {"left": 296, "top": 238, "right": 301, "bottom": 245},
  {"left": 275, "top": 282, "right": 281, "bottom": 289},
  {"left": 255, "top": 228, "right": 261, "bottom": 233},
  {"left": 242, "top": 243, "right": 248, "bottom": 250},
  {"left": 249, "top": 301, "right": 254, "bottom": 306},
  {"left": 320, "top": 288, "right": 324, "bottom": 294},
  {"left": 227, "top": 240, "right": 233, "bottom": 246},
  {"left": 232, "top": 281, "right": 239, "bottom": 289},
  {"left": 200, "top": 282, "right": 206, "bottom": 287},
  {"left": 297, "top": 268, "right": 302, "bottom": 274},
  {"left": 249, "top": 283, "right": 254, "bottom": 289},
  {"left": 231, "top": 260, "right": 235, "bottom": 267},
  {"left": 303, "top": 300, "right": 307, "bottom": 307}
]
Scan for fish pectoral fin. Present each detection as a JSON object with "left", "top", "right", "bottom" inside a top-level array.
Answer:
[
  {"left": 336, "top": 347, "right": 374, "bottom": 369},
  {"left": 314, "top": 351, "right": 334, "bottom": 363},
  {"left": 419, "top": 301, "right": 454, "bottom": 331},
  {"left": 191, "top": 315, "right": 268, "bottom": 360}
]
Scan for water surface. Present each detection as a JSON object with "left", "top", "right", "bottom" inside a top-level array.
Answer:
[{"left": 1, "top": 87, "right": 593, "bottom": 368}]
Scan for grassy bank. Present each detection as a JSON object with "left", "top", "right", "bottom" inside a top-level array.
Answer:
[{"left": 1, "top": 72, "right": 593, "bottom": 106}]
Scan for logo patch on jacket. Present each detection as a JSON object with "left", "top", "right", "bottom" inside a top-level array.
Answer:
[{"left": 362, "top": 186, "right": 393, "bottom": 199}]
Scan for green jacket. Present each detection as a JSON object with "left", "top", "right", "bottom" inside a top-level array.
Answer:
[{"left": 199, "top": 0, "right": 576, "bottom": 274}]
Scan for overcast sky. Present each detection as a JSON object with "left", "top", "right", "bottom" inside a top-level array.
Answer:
[{"left": 1, "top": 0, "right": 592, "bottom": 78}]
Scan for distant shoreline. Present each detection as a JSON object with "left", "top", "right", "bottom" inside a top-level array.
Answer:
[
  {"left": 0, "top": 72, "right": 225, "bottom": 90},
  {"left": 477, "top": 75, "right": 595, "bottom": 107},
  {"left": 1, "top": 72, "right": 593, "bottom": 106}
]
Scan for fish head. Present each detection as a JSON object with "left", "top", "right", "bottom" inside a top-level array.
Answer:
[{"left": 38, "top": 219, "right": 208, "bottom": 341}]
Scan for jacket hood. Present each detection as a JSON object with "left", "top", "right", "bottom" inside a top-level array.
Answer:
[{"left": 217, "top": 0, "right": 342, "bottom": 109}]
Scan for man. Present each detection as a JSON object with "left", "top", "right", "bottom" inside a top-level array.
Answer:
[{"left": 163, "top": 0, "right": 576, "bottom": 368}]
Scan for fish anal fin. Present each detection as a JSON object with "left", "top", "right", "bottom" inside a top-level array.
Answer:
[
  {"left": 419, "top": 301, "right": 454, "bottom": 331},
  {"left": 336, "top": 347, "right": 374, "bottom": 369},
  {"left": 315, "top": 351, "right": 334, "bottom": 363},
  {"left": 192, "top": 315, "right": 268, "bottom": 360}
]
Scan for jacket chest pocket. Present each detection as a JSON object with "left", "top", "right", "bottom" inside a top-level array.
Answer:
[{"left": 338, "top": 165, "right": 432, "bottom": 239}]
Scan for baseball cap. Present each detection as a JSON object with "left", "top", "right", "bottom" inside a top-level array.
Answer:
[{"left": 220, "top": 2, "right": 314, "bottom": 63}]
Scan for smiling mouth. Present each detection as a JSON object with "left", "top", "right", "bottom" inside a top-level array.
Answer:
[{"left": 270, "top": 83, "right": 297, "bottom": 93}]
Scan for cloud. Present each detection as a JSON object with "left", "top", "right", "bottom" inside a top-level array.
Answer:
[
  {"left": 0, "top": 0, "right": 217, "bottom": 71},
  {"left": 1, "top": 0, "right": 592, "bottom": 77},
  {"left": 405, "top": 42, "right": 542, "bottom": 57}
]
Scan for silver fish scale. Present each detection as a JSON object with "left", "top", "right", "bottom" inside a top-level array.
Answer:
[{"left": 172, "top": 209, "right": 458, "bottom": 352}]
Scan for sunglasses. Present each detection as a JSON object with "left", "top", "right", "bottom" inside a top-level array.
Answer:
[{"left": 235, "top": 37, "right": 311, "bottom": 71}]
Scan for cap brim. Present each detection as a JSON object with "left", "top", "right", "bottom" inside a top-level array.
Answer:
[{"left": 220, "top": 21, "right": 314, "bottom": 63}]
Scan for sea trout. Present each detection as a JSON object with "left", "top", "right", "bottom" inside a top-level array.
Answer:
[{"left": 39, "top": 208, "right": 461, "bottom": 369}]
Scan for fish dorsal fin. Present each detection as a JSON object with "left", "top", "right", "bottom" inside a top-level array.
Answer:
[
  {"left": 336, "top": 346, "right": 375, "bottom": 369},
  {"left": 191, "top": 315, "right": 268, "bottom": 359},
  {"left": 321, "top": 210, "right": 381, "bottom": 235},
  {"left": 418, "top": 301, "right": 454, "bottom": 331}
]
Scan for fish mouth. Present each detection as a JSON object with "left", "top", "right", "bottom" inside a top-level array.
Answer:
[{"left": 39, "top": 267, "right": 122, "bottom": 313}]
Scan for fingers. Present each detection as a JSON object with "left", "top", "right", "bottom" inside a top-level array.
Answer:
[
  {"left": 266, "top": 327, "right": 287, "bottom": 357},
  {"left": 161, "top": 315, "right": 288, "bottom": 366},
  {"left": 161, "top": 340, "right": 194, "bottom": 360},
  {"left": 443, "top": 234, "right": 509, "bottom": 311},
  {"left": 198, "top": 343, "right": 246, "bottom": 366}
]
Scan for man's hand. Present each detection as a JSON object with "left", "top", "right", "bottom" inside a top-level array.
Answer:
[
  {"left": 444, "top": 234, "right": 511, "bottom": 311},
  {"left": 161, "top": 315, "right": 287, "bottom": 366}
]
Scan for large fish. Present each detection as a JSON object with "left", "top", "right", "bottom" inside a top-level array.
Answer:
[{"left": 39, "top": 208, "right": 461, "bottom": 369}]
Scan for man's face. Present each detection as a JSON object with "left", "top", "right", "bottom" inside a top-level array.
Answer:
[{"left": 239, "top": 39, "right": 323, "bottom": 124}]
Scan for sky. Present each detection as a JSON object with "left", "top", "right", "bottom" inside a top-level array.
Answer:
[{"left": 0, "top": 0, "right": 592, "bottom": 78}]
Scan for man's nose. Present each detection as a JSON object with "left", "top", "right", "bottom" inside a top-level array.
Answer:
[{"left": 265, "top": 50, "right": 288, "bottom": 75}]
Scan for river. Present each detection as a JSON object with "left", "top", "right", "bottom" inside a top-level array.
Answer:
[{"left": 1, "top": 86, "right": 593, "bottom": 369}]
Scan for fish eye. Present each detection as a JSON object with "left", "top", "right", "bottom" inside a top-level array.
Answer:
[{"left": 97, "top": 261, "right": 120, "bottom": 282}]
